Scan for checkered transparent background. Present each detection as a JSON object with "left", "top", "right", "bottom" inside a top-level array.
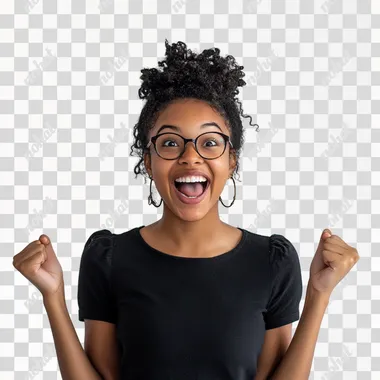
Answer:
[{"left": 0, "top": 0, "right": 379, "bottom": 379}]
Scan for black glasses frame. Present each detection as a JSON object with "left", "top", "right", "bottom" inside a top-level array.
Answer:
[{"left": 145, "top": 131, "right": 234, "bottom": 160}]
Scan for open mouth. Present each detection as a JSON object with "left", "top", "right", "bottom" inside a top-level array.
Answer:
[{"left": 174, "top": 180, "right": 209, "bottom": 198}]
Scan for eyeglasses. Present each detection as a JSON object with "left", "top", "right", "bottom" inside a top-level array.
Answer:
[{"left": 145, "top": 132, "right": 233, "bottom": 160}]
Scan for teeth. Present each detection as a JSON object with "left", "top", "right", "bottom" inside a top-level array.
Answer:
[
  {"left": 182, "top": 194, "right": 198, "bottom": 199},
  {"left": 175, "top": 175, "right": 208, "bottom": 183}
]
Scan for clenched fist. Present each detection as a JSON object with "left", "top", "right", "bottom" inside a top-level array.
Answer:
[
  {"left": 310, "top": 228, "right": 360, "bottom": 297},
  {"left": 13, "top": 234, "right": 64, "bottom": 298}
]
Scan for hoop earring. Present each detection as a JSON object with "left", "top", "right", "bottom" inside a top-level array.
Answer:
[
  {"left": 148, "top": 177, "right": 163, "bottom": 208},
  {"left": 219, "top": 176, "right": 236, "bottom": 208}
]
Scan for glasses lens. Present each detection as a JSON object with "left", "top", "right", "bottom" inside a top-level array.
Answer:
[
  {"left": 155, "top": 132, "right": 226, "bottom": 159},
  {"left": 155, "top": 133, "right": 184, "bottom": 159},
  {"left": 197, "top": 132, "right": 226, "bottom": 159}
]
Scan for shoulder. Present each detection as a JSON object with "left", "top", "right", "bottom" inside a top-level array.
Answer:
[
  {"left": 78, "top": 230, "right": 117, "bottom": 323},
  {"left": 268, "top": 234, "right": 299, "bottom": 268},
  {"left": 81, "top": 229, "right": 114, "bottom": 265},
  {"left": 85, "top": 229, "right": 113, "bottom": 248}
]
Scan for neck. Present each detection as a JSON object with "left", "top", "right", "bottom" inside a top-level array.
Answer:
[{"left": 152, "top": 202, "right": 229, "bottom": 253}]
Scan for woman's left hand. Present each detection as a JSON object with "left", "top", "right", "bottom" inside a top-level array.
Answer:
[{"left": 309, "top": 229, "right": 360, "bottom": 297}]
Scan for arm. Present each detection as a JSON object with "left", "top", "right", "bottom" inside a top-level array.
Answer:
[
  {"left": 254, "top": 324, "right": 293, "bottom": 380},
  {"left": 264, "top": 229, "right": 358, "bottom": 380},
  {"left": 84, "top": 319, "right": 120, "bottom": 380},
  {"left": 43, "top": 288, "right": 105, "bottom": 380},
  {"left": 268, "top": 281, "right": 329, "bottom": 380}
]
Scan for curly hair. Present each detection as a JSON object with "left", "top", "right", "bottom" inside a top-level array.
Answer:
[{"left": 129, "top": 39, "right": 259, "bottom": 185}]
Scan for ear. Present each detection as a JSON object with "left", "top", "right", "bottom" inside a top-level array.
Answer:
[
  {"left": 229, "top": 148, "right": 237, "bottom": 177},
  {"left": 143, "top": 150, "right": 152, "bottom": 177}
]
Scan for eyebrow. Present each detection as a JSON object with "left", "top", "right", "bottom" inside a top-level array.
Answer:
[{"left": 156, "top": 122, "right": 223, "bottom": 135}]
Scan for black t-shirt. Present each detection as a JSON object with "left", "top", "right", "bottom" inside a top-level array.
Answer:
[{"left": 77, "top": 226, "right": 303, "bottom": 380}]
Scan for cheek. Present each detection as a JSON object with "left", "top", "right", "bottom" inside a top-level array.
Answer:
[
  {"left": 151, "top": 161, "right": 173, "bottom": 187},
  {"left": 209, "top": 160, "right": 230, "bottom": 185},
  {"left": 212, "top": 155, "right": 230, "bottom": 173}
]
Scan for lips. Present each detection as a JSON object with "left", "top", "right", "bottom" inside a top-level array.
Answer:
[
  {"left": 172, "top": 179, "right": 211, "bottom": 205},
  {"left": 171, "top": 170, "right": 212, "bottom": 205}
]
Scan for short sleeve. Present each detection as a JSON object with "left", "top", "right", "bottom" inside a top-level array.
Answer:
[
  {"left": 263, "top": 234, "right": 303, "bottom": 330},
  {"left": 77, "top": 229, "right": 117, "bottom": 324}
]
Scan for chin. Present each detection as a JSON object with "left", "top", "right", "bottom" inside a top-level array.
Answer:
[
  {"left": 168, "top": 205, "right": 210, "bottom": 223},
  {"left": 175, "top": 208, "right": 206, "bottom": 222}
]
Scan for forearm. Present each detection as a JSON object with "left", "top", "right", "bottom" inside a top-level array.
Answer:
[
  {"left": 269, "top": 281, "right": 330, "bottom": 380},
  {"left": 43, "top": 286, "right": 103, "bottom": 380}
]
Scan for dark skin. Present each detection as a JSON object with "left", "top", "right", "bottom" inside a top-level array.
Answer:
[{"left": 142, "top": 97, "right": 243, "bottom": 258}]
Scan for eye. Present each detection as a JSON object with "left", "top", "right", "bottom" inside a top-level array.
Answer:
[
  {"left": 162, "top": 139, "right": 178, "bottom": 147},
  {"left": 203, "top": 138, "right": 221, "bottom": 147},
  {"left": 204, "top": 140, "right": 215, "bottom": 147}
]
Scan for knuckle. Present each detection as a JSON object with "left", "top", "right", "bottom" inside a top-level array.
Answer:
[
  {"left": 350, "top": 248, "right": 358, "bottom": 256},
  {"left": 18, "top": 261, "right": 27, "bottom": 272}
]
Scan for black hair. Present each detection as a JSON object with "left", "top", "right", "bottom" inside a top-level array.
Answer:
[{"left": 130, "top": 39, "right": 259, "bottom": 185}]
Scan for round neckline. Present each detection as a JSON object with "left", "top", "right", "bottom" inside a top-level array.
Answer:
[{"left": 134, "top": 225, "right": 247, "bottom": 262}]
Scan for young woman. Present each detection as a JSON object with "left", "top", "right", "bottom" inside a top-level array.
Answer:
[{"left": 13, "top": 40, "right": 359, "bottom": 380}]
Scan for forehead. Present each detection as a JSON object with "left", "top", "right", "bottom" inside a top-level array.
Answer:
[{"left": 152, "top": 98, "right": 228, "bottom": 135}]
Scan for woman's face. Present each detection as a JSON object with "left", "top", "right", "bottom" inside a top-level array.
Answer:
[{"left": 144, "top": 98, "right": 237, "bottom": 221}]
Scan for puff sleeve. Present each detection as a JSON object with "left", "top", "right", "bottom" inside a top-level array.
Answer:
[
  {"left": 77, "top": 229, "right": 117, "bottom": 324},
  {"left": 263, "top": 234, "right": 303, "bottom": 330}
]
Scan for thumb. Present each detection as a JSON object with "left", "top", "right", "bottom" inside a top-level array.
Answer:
[
  {"left": 316, "top": 228, "right": 332, "bottom": 253},
  {"left": 322, "top": 228, "right": 332, "bottom": 238},
  {"left": 39, "top": 234, "right": 55, "bottom": 258},
  {"left": 39, "top": 234, "right": 51, "bottom": 246}
]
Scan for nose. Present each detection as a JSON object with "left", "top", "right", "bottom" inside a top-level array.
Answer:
[{"left": 178, "top": 141, "right": 203, "bottom": 163}]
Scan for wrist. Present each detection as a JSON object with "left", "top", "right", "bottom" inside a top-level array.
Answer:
[
  {"left": 306, "top": 281, "right": 331, "bottom": 308},
  {"left": 42, "top": 283, "right": 65, "bottom": 307}
]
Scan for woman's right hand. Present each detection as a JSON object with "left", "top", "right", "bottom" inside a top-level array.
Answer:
[{"left": 13, "top": 234, "right": 64, "bottom": 299}]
